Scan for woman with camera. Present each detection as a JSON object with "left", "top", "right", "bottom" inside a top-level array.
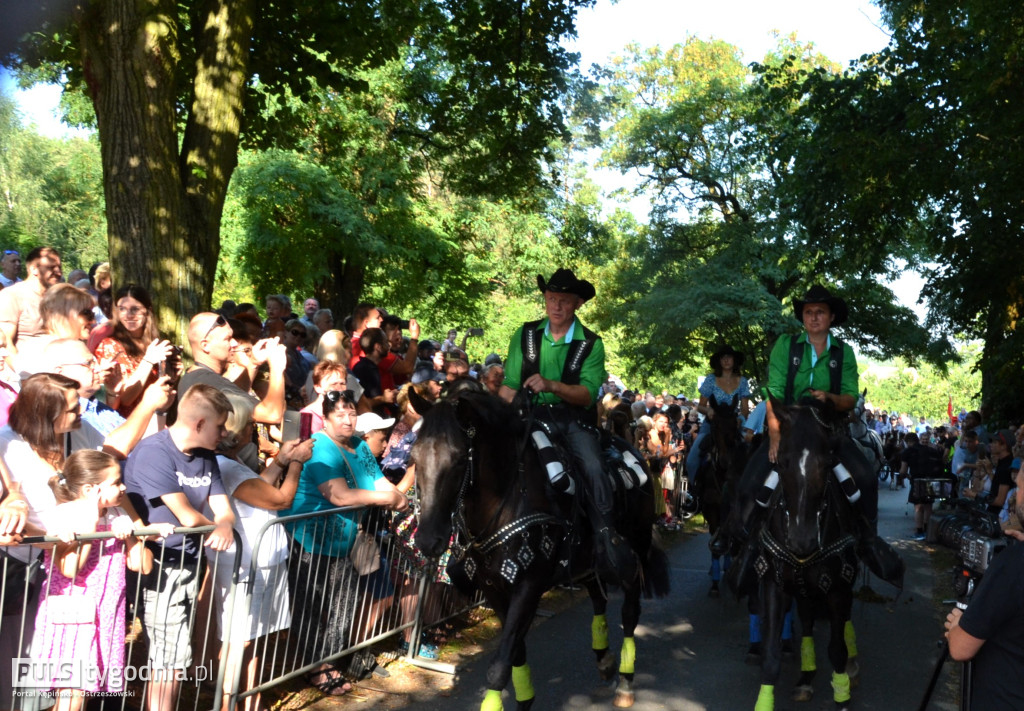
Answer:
[{"left": 95, "top": 284, "right": 177, "bottom": 417}]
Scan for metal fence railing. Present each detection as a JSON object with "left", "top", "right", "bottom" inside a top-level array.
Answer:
[{"left": 1, "top": 508, "right": 487, "bottom": 711}]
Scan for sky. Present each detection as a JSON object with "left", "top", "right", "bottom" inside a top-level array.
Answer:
[{"left": 1, "top": 0, "right": 924, "bottom": 311}]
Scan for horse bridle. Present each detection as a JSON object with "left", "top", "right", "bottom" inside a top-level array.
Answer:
[
  {"left": 761, "top": 455, "right": 855, "bottom": 567},
  {"left": 449, "top": 415, "right": 561, "bottom": 560}
]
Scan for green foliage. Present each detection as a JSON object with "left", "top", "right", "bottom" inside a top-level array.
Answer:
[
  {"left": 861, "top": 343, "right": 983, "bottom": 421},
  {"left": 0, "top": 89, "right": 106, "bottom": 268},
  {"left": 590, "top": 36, "right": 945, "bottom": 383}
]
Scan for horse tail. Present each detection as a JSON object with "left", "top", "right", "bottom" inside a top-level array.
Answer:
[{"left": 641, "top": 537, "right": 672, "bottom": 599}]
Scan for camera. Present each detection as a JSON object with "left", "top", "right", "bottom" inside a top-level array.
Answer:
[
  {"left": 468, "top": 328, "right": 484, "bottom": 337},
  {"left": 927, "top": 498, "right": 1008, "bottom": 582},
  {"left": 398, "top": 319, "right": 411, "bottom": 330}
]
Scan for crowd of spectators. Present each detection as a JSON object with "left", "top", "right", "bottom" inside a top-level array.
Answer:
[{"left": 1, "top": 245, "right": 1020, "bottom": 707}]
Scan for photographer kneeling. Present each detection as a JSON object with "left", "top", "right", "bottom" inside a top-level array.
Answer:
[{"left": 944, "top": 458, "right": 1024, "bottom": 710}]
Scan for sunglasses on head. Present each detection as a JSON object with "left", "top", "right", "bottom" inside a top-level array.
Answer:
[
  {"left": 3, "top": 250, "right": 19, "bottom": 257},
  {"left": 203, "top": 314, "right": 228, "bottom": 341},
  {"left": 324, "top": 389, "right": 355, "bottom": 403}
]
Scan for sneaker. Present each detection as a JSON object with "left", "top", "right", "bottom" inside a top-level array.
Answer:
[
  {"left": 397, "top": 637, "right": 440, "bottom": 661},
  {"left": 913, "top": 532, "right": 927, "bottom": 541}
]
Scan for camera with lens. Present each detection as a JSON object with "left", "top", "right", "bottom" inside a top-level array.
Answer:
[{"left": 927, "top": 497, "right": 1008, "bottom": 588}]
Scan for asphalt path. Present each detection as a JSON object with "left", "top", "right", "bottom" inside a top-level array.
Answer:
[{"left": 401, "top": 484, "right": 960, "bottom": 710}]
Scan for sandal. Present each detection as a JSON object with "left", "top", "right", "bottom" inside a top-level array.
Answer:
[{"left": 306, "top": 668, "right": 352, "bottom": 696}]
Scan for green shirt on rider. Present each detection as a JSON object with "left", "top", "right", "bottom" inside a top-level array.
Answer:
[
  {"left": 767, "top": 332, "right": 858, "bottom": 404},
  {"left": 502, "top": 316, "right": 606, "bottom": 407}
]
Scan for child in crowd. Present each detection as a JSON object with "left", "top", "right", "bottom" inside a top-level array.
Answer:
[
  {"left": 125, "top": 384, "right": 235, "bottom": 711},
  {"left": 34, "top": 450, "right": 157, "bottom": 710}
]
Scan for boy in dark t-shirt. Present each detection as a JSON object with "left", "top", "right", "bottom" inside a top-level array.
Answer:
[{"left": 124, "top": 384, "right": 235, "bottom": 711}]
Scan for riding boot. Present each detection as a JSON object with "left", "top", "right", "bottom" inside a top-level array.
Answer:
[
  {"left": 854, "top": 514, "right": 904, "bottom": 589},
  {"left": 594, "top": 522, "right": 640, "bottom": 583}
]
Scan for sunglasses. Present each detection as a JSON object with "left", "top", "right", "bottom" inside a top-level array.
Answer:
[
  {"left": 3, "top": 250, "right": 19, "bottom": 257},
  {"left": 324, "top": 389, "right": 356, "bottom": 403},
  {"left": 203, "top": 314, "right": 228, "bottom": 341},
  {"left": 290, "top": 329, "right": 307, "bottom": 338}
]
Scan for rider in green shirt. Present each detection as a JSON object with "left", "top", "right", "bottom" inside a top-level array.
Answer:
[
  {"left": 718, "top": 286, "right": 903, "bottom": 587},
  {"left": 500, "top": 268, "right": 637, "bottom": 582}
]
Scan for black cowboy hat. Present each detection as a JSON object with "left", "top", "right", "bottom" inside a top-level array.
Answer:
[
  {"left": 709, "top": 344, "right": 745, "bottom": 372},
  {"left": 793, "top": 285, "right": 849, "bottom": 326},
  {"left": 536, "top": 268, "right": 596, "bottom": 303}
]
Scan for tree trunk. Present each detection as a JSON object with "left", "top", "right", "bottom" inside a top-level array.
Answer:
[
  {"left": 79, "top": 0, "right": 252, "bottom": 348},
  {"left": 80, "top": 0, "right": 185, "bottom": 335}
]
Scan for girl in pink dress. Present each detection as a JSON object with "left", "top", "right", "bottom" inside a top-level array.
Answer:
[{"left": 34, "top": 450, "right": 156, "bottom": 711}]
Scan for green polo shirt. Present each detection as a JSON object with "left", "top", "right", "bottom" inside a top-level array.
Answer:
[
  {"left": 502, "top": 317, "right": 607, "bottom": 406},
  {"left": 767, "top": 332, "right": 858, "bottom": 404}
]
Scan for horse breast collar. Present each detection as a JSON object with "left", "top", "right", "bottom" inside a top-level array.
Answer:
[{"left": 451, "top": 421, "right": 564, "bottom": 585}]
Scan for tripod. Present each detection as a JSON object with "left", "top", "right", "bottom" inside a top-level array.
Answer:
[{"left": 917, "top": 641, "right": 973, "bottom": 711}]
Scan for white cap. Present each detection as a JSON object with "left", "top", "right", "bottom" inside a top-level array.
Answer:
[{"left": 355, "top": 412, "right": 395, "bottom": 434}]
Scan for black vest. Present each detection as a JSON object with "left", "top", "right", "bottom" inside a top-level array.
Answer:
[{"left": 519, "top": 319, "right": 599, "bottom": 422}]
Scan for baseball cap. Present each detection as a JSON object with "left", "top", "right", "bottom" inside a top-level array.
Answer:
[
  {"left": 411, "top": 364, "right": 446, "bottom": 385},
  {"left": 355, "top": 412, "right": 395, "bottom": 434}
]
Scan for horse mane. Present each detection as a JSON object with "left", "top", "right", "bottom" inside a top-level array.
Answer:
[{"left": 416, "top": 382, "right": 527, "bottom": 453}]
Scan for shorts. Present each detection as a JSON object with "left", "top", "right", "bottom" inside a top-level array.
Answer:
[{"left": 141, "top": 553, "right": 201, "bottom": 669}]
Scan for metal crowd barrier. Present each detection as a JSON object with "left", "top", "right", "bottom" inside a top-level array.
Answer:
[
  {"left": 1, "top": 525, "right": 240, "bottom": 711},
  {"left": 224, "top": 506, "right": 486, "bottom": 711},
  {"left": 1, "top": 509, "right": 488, "bottom": 711}
]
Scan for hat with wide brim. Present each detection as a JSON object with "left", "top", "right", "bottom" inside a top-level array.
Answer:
[
  {"left": 709, "top": 344, "right": 746, "bottom": 372},
  {"left": 537, "top": 268, "right": 596, "bottom": 303},
  {"left": 793, "top": 285, "right": 849, "bottom": 326}
]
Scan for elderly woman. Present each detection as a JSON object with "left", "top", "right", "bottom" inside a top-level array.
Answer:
[
  {"left": 94, "top": 284, "right": 176, "bottom": 417},
  {"left": 685, "top": 344, "right": 751, "bottom": 483},
  {"left": 211, "top": 392, "right": 313, "bottom": 711},
  {"left": 282, "top": 390, "right": 407, "bottom": 695}
]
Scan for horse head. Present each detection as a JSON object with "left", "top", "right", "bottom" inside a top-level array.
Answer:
[
  {"left": 412, "top": 382, "right": 521, "bottom": 557},
  {"left": 770, "top": 396, "right": 845, "bottom": 558}
]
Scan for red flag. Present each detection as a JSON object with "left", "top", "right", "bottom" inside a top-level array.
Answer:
[{"left": 948, "top": 396, "right": 954, "bottom": 424}]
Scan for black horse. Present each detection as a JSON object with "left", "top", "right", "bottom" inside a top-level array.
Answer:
[
  {"left": 752, "top": 397, "right": 860, "bottom": 711},
  {"left": 413, "top": 385, "right": 670, "bottom": 710},
  {"left": 696, "top": 395, "right": 748, "bottom": 596}
]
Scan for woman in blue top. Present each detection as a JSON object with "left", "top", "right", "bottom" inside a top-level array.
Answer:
[
  {"left": 685, "top": 345, "right": 751, "bottom": 483},
  {"left": 284, "top": 389, "right": 407, "bottom": 695}
]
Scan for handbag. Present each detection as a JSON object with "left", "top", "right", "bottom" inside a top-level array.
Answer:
[
  {"left": 336, "top": 444, "right": 382, "bottom": 576},
  {"left": 661, "top": 461, "right": 675, "bottom": 491},
  {"left": 349, "top": 525, "right": 381, "bottom": 576}
]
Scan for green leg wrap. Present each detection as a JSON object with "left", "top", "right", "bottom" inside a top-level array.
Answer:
[
  {"left": 832, "top": 671, "right": 851, "bottom": 703},
  {"left": 481, "top": 688, "right": 504, "bottom": 711},
  {"left": 512, "top": 664, "right": 534, "bottom": 703},
  {"left": 619, "top": 637, "right": 636, "bottom": 675},
  {"left": 754, "top": 684, "right": 775, "bottom": 711},
  {"left": 592, "top": 614, "right": 609, "bottom": 650},
  {"left": 801, "top": 636, "right": 816, "bottom": 673},
  {"left": 844, "top": 620, "right": 858, "bottom": 658}
]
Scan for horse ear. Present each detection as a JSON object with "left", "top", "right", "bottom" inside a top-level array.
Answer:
[
  {"left": 455, "top": 395, "right": 475, "bottom": 429},
  {"left": 408, "top": 386, "right": 433, "bottom": 416}
]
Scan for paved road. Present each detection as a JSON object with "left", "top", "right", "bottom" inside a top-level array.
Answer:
[{"left": 403, "top": 485, "right": 960, "bottom": 710}]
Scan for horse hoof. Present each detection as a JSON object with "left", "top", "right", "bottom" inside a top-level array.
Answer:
[
  {"left": 745, "top": 642, "right": 762, "bottom": 665},
  {"left": 846, "top": 658, "right": 860, "bottom": 686},
  {"left": 708, "top": 582, "right": 720, "bottom": 598},
  {"left": 597, "top": 655, "right": 618, "bottom": 681},
  {"left": 792, "top": 684, "right": 814, "bottom": 702},
  {"left": 612, "top": 691, "right": 635, "bottom": 708}
]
